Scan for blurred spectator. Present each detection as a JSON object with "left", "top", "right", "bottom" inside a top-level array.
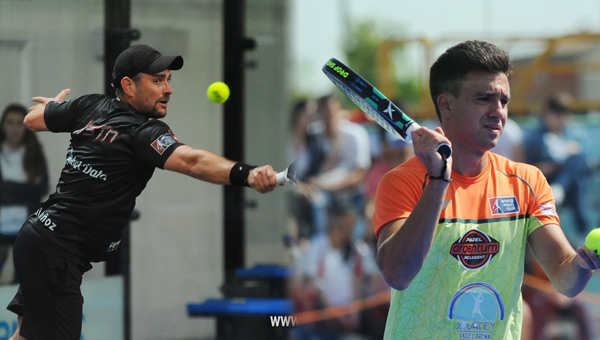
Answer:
[
  {"left": 365, "top": 131, "right": 414, "bottom": 201},
  {"left": 523, "top": 93, "right": 595, "bottom": 237},
  {"left": 0, "top": 103, "right": 48, "bottom": 284},
  {"left": 291, "top": 198, "right": 379, "bottom": 340},
  {"left": 310, "top": 94, "right": 371, "bottom": 239},
  {"left": 493, "top": 117, "right": 525, "bottom": 162},
  {"left": 287, "top": 98, "right": 320, "bottom": 181},
  {"left": 286, "top": 99, "right": 323, "bottom": 240}
]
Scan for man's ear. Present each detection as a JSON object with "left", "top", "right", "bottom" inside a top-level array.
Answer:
[
  {"left": 437, "top": 93, "right": 452, "bottom": 120},
  {"left": 120, "top": 77, "right": 135, "bottom": 97}
]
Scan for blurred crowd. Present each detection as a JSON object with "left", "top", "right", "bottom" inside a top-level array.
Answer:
[
  {"left": 283, "top": 95, "right": 414, "bottom": 340},
  {"left": 284, "top": 92, "right": 599, "bottom": 340}
]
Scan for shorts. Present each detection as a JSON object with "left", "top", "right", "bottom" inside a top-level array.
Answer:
[{"left": 6, "top": 222, "right": 92, "bottom": 340}]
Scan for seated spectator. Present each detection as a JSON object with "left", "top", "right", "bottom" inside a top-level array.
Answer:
[
  {"left": 285, "top": 99, "right": 322, "bottom": 240},
  {"left": 309, "top": 95, "right": 371, "bottom": 239},
  {"left": 493, "top": 117, "right": 524, "bottom": 162},
  {"left": 365, "top": 132, "right": 413, "bottom": 201},
  {"left": 291, "top": 199, "right": 379, "bottom": 340},
  {"left": 523, "top": 93, "right": 595, "bottom": 237}
]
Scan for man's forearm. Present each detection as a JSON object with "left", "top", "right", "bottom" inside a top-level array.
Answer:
[
  {"left": 377, "top": 179, "right": 449, "bottom": 290},
  {"left": 552, "top": 253, "right": 593, "bottom": 298}
]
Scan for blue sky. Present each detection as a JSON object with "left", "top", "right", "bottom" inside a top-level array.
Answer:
[{"left": 289, "top": 0, "right": 600, "bottom": 95}]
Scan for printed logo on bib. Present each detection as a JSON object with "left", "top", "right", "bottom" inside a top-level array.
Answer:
[
  {"left": 450, "top": 229, "right": 499, "bottom": 269},
  {"left": 488, "top": 196, "right": 519, "bottom": 215},
  {"left": 448, "top": 282, "right": 505, "bottom": 339},
  {"left": 151, "top": 131, "right": 179, "bottom": 155}
]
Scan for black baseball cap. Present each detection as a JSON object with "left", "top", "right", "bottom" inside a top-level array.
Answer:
[{"left": 112, "top": 44, "right": 184, "bottom": 89}]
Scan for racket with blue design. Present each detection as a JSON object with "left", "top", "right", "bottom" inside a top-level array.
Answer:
[{"left": 322, "top": 57, "right": 452, "bottom": 159}]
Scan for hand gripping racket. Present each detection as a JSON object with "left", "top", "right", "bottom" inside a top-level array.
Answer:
[{"left": 322, "top": 57, "right": 452, "bottom": 159}]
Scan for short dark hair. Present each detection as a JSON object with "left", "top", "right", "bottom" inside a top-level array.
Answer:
[
  {"left": 429, "top": 40, "right": 512, "bottom": 121},
  {"left": 545, "top": 92, "right": 572, "bottom": 114},
  {"left": 316, "top": 94, "right": 336, "bottom": 114},
  {"left": 288, "top": 99, "right": 312, "bottom": 129},
  {"left": 114, "top": 73, "right": 142, "bottom": 98},
  {"left": 327, "top": 198, "right": 357, "bottom": 224}
]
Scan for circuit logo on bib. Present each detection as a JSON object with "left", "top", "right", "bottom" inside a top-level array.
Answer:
[
  {"left": 448, "top": 282, "right": 505, "bottom": 339},
  {"left": 450, "top": 229, "right": 499, "bottom": 269},
  {"left": 488, "top": 196, "right": 519, "bottom": 215}
]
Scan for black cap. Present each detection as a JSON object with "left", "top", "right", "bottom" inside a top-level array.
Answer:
[{"left": 112, "top": 44, "right": 184, "bottom": 89}]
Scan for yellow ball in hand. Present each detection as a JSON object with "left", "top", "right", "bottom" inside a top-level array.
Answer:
[
  {"left": 585, "top": 228, "right": 600, "bottom": 254},
  {"left": 207, "top": 82, "right": 230, "bottom": 104}
]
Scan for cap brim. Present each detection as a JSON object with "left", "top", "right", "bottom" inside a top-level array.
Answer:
[{"left": 145, "top": 55, "right": 184, "bottom": 74}]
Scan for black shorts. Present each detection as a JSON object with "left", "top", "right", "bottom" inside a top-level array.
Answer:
[{"left": 6, "top": 222, "right": 92, "bottom": 340}]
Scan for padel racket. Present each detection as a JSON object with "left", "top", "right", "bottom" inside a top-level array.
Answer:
[
  {"left": 276, "top": 159, "right": 297, "bottom": 185},
  {"left": 322, "top": 57, "right": 452, "bottom": 159}
]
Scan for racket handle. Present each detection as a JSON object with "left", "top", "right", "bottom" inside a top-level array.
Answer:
[
  {"left": 404, "top": 122, "right": 418, "bottom": 142},
  {"left": 437, "top": 143, "right": 452, "bottom": 159},
  {"left": 406, "top": 122, "right": 452, "bottom": 159},
  {"left": 276, "top": 170, "right": 287, "bottom": 184}
]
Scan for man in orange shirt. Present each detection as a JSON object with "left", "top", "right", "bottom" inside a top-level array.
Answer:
[{"left": 373, "top": 40, "right": 600, "bottom": 339}]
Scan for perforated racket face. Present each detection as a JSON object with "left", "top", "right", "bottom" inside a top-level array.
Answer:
[
  {"left": 322, "top": 73, "right": 401, "bottom": 139},
  {"left": 322, "top": 58, "right": 414, "bottom": 141},
  {"left": 323, "top": 57, "right": 452, "bottom": 159}
]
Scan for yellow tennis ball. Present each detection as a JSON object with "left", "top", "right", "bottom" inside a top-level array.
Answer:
[
  {"left": 585, "top": 228, "right": 600, "bottom": 254},
  {"left": 207, "top": 82, "right": 230, "bottom": 104}
]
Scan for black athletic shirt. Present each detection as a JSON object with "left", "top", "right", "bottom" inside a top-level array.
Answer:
[{"left": 27, "top": 94, "right": 184, "bottom": 262}]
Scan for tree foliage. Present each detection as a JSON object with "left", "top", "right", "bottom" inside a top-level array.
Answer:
[
  {"left": 342, "top": 20, "right": 421, "bottom": 106},
  {"left": 343, "top": 21, "right": 380, "bottom": 85}
]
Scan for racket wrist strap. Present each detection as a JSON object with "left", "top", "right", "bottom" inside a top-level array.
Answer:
[
  {"left": 230, "top": 162, "right": 257, "bottom": 187},
  {"left": 428, "top": 174, "right": 452, "bottom": 182},
  {"left": 427, "top": 157, "right": 452, "bottom": 182}
]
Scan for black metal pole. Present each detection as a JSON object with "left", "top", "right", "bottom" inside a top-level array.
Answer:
[
  {"left": 223, "top": 0, "right": 246, "bottom": 281},
  {"left": 104, "top": 1, "right": 135, "bottom": 339},
  {"left": 104, "top": 0, "right": 139, "bottom": 98}
]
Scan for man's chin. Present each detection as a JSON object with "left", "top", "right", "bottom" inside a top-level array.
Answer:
[{"left": 148, "top": 110, "right": 167, "bottom": 119}]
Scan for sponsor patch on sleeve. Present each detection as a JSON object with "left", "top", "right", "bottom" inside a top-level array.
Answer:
[
  {"left": 539, "top": 201, "right": 557, "bottom": 215},
  {"left": 151, "top": 132, "right": 179, "bottom": 155}
]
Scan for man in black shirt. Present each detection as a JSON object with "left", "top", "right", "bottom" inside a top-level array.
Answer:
[{"left": 7, "top": 44, "right": 278, "bottom": 340}]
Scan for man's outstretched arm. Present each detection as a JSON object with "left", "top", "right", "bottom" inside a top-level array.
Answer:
[
  {"left": 164, "top": 145, "right": 277, "bottom": 193},
  {"left": 23, "top": 88, "right": 71, "bottom": 132}
]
